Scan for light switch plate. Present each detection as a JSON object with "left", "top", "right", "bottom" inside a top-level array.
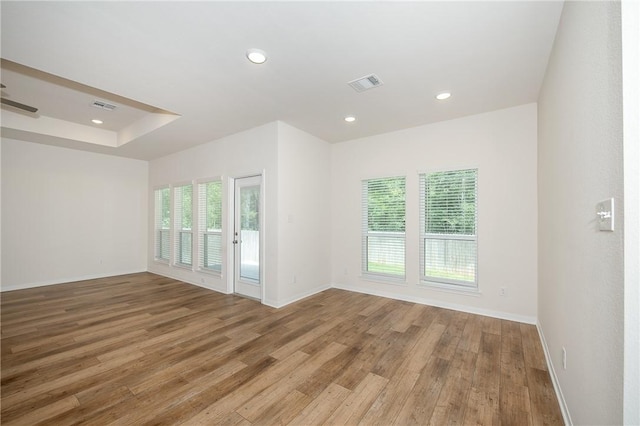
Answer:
[{"left": 596, "top": 198, "right": 615, "bottom": 231}]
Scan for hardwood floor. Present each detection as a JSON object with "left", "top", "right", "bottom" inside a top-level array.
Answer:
[{"left": 1, "top": 273, "right": 563, "bottom": 425}]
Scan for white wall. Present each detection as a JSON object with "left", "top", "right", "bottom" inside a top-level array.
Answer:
[
  {"left": 1, "top": 138, "right": 148, "bottom": 290},
  {"left": 331, "top": 103, "right": 538, "bottom": 323},
  {"left": 538, "top": 2, "right": 624, "bottom": 425},
  {"left": 622, "top": 2, "right": 640, "bottom": 423},
  {"left": 276, "top": 122, "right": 331, "bottom": 306},
  {"left": 148, "top": 121, "right": 333, "bottom": 308},
  {"left": 148, "top": 122, "right": 280, "bottom": 303}
]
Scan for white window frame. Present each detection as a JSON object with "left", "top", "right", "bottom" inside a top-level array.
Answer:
[
  {"left": 173, "top": 182, "right": 194, "bottom": 269},
  {"left": 197, "top": 177, "right": 223, "bottom": 276},
  {"left": 419, "top": 168, "right": 478, "bottom": 290},
  {"left": 154, "top": 186, "right": 171, "bottom": 264},
  {"left": 361, "top": 176, "right": 406, "bottom": 282}
]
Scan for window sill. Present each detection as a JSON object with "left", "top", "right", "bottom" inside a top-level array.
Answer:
[
  {"left": 154, "top": 258, "right": 169, "bottom": 265},
  {"left": 418, "top": 281, "right": 481, "bottom": 296},
  {"left": 360, "top": 274, "right": 408, "bottom": 287}
]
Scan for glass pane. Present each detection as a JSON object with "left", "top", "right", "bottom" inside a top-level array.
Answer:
[
  {"left": 206, "top": 181, "right": 222, "bottom": 231},
  {"left": 179, "top": 231, "right": 192, "bottom": 265},
  {"left": 240, "top": 185, "right": 260, "bottom": 282},
  {"left": 181, "top": 186, "right": 192, "bottom": 229},
  {"left": 424, "top": 238, "right": 476, "bottom": 284},
  {"left": 203, "top": 233, "right": 222, "bottom": 272},
  {"left": 159, "top": 229, "right": 170, "bottom": 261},
  {"left": 366, "top": 177, "right": 406, "bottom": 232},
  {"left": 367, "top": 233, "right": 405, "bottom": 276},
  {"left": 161, "top": 188, "right": 170, "bottom": 228},
  {"left": 425, "top": 170, "right": 476, "bottom": 235}
]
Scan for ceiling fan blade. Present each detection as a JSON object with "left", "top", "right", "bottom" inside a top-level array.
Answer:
[{"left": 1, "top": 97, "right": 38, "bottom": 113}]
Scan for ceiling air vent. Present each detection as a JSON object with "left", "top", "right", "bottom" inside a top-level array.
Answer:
[
  {"left": 91, "top": 100, "right": 117, "bottom": 111},
  {"left": 348, "top": 74, "right": 383, "bottom": 93}
]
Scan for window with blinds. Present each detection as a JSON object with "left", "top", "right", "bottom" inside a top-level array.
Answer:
[
  {"left": 173, "top": 184, "right": 193, "bottom": 268},
  {"left": 154, "top": 187, "right": 170, "bottom": 263},
  {"left": 420, "top": 169, "right": 478, "bottom": 288},
  {"left": 198, "top": 179, "right": 223, "bottom": 274},
  {"left": 362, "top": 176, "right": 406, "bottom": 279}
]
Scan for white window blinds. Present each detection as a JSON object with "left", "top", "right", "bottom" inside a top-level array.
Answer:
[
  {"left": 154, "top": 187, "right": 170, "bottom": 262},
  {"left": 362, "top": 176, "right": 406, "bottom": 279},
  {"left": 174, "top": 184, "right": 193, "bottom": 267},
  {"left": 420, "top": 169, "right": 478, "bottom": 287},
  {"left": 198, "top": 180, "right": 222, "bottom": 274}
]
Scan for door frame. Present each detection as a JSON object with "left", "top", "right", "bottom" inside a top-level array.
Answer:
[{"left": 226, "top": 171, "right": 266, "bottom": 302}]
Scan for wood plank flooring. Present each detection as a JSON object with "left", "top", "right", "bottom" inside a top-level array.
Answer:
[{"left": 1, "top": 273, "right": 564, "bottom": 425}]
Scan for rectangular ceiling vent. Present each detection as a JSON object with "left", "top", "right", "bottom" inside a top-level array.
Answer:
[
  {"left": 348, "top": 74, "right": 383, "bottom": 93},
  {"left": 92, "top": 100, "right": 117, "bottom": 111}
]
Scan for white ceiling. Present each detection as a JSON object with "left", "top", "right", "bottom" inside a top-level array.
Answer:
[
  {"left": 1, "top": 61, "right": 155, "bottom": 132},
  {"left": 0, "top": 1, "right": 563, "bottom": 161}
]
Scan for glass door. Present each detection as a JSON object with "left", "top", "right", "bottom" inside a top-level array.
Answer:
[{"left": 233, "top": 175, "right": 262, "bottom": 299}]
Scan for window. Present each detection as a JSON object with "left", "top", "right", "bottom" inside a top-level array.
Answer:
[
  {"left": 362, "top": 176, "right": 406, "bottom": 279},
  {"left": 174, "top": 184, "right": 193, "bottom": 268},
  {"left": 420, "top": 169, "right": 478, "bottom": 288},
  {"left": 154, "top": 187, "right": 170, "bottom": 263},
  {"left": 198, "top": 179, "right": 223, "bottom": 274}
]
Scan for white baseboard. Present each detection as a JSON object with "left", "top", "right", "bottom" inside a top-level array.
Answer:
[
  {"left": 2, "top": 271, "right": 534, "bottom": 325},
  {"left": 263, "top": 283, "right": 332, "bottom": 309},
  {"left": 0, "top": 269, "right": 148, "bottom": 292},
  {"left": 331, "top": 282, "right": 537, "bottom": 324},
  {"left": 536, "top": 323, "right": 572, "bottom": 425},
  {"left": 148, "top": 270, "right": 230, "bottom": 295},
  {"left": 148, "top": 271, "right": 330, "bottom": 308}
]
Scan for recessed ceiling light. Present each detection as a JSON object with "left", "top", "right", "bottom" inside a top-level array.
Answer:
[
  {"left": 246, "top": 48, "right": 267, "bottom": 64},
  {"left": 91, "top": 119, "right": 103, "bottom": 124},
  {"left": 344, "top": 116, "right": 356, "bottom": 123},
  {"left": 436, "top": 92, "right": 451, "bottom": 100}
]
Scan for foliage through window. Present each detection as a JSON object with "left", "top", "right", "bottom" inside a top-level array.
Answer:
[
  {"left": 362, "top": 176, "right": 406, "bottom": 279},
  {"left": 420, "top": 169, "right": 477, "bottom": 288},
  {"left": 240, "top": 186, "right": 260, "bottom": 231},
  {"left": 154, "top": 187, "right": 170, "bottom": 262},
  {"left": 174, "top": 184, "right": 193, "bottom": 267},
  {"left": 198, "top": 180, "right": 222, "bottom": 273}
]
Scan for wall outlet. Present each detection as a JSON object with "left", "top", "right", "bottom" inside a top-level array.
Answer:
[
  {"left": 499, "top": 287, "right": 507, "bottom": 297},
  {"left": 562, "top": 347, "right": 567, "bottom": 370},
  {"left": 292, "top": 274, "right": 297, "bottom": 284},
  {"left": 343, "top": 268, "right": 348, "bottom": 275}
]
